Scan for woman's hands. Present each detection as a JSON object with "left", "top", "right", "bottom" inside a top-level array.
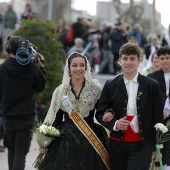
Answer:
[
  {"left": 102, "top": 112, "right": 114, "bottom": 122},
  {"left": 102, "top": 111, "right": 130, "bottom": 131}
]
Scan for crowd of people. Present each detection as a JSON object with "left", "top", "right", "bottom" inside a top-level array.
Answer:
[
  {"left": 0, "top": 3, "right": 170, "bottom": 75},
  {"left": 0, "top": 3, "right": 38, "bottom": 55},
  {"left": 1, "top": 2, "right": 170, "bottom": 170},
  {"left": 55, "top": 17, "right": 170, "bottom": 77}
]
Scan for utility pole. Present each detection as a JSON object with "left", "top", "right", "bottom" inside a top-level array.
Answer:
[
  {"left": 47, "top": 0, "right": 53, "bottom": 21},
  {"left": 151, "top": 0, "right": 155, "bottom": 33}
]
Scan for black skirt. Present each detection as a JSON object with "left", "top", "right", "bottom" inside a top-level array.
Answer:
[{"left": 39, "top": 112, "right": 109, "bottom": 170}]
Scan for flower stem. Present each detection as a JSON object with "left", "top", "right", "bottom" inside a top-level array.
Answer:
[{"left": 156, "top": 144, "right": 164, "bottom": 170}]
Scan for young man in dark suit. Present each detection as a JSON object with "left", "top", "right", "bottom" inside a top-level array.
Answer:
[
  {"left": 96, "top": 43, "right": 163, "bottom": 170},
  {"left": 148, "top": 46, "right": 170, "bottom": 170}
]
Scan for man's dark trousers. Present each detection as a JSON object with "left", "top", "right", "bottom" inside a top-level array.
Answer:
[
  {"left": 2, "top": 116, "right": 34, "bottom": 170},
  {"left": 109, "top": 139, "right": 152, "bottom": 170}
]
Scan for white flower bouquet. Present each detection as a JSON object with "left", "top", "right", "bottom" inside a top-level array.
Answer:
[
  {"left": 150, "top": 123, "right": 170, "bottom": 170},
  {"left": 32, "top": 123, "right": 60, "bottom": 169}
]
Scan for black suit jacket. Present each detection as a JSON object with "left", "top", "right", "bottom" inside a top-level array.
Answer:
[
  {"left": 148, "top": 69, "right": 169, "bottom": 115},
  {"left": 144, "top": 43, "right": 159, "bottom": 60},
  {"left": 148, "top": 69, "right": 170, "bottom": 124},
  {"left": 96, "top": 73, "right": 163, "bottom": 146}
]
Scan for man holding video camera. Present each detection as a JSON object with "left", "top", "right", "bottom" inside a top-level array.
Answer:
[{"left": 0, "top": 36, "right": 46, "bottom": 170}]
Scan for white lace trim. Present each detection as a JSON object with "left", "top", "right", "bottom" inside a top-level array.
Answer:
[
  {"left": 61, "top": 80, "right": 102, "bottom": 117},
  {"left": 43, "top": 52, "right": 102, "bottom": 125},
  {"left": 43, "top": 80, "right": 102, "bottom": 125}
]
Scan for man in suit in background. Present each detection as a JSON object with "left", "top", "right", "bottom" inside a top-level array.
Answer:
[
  {"left": 96, "top": 43, "right": 163, "bottom": 170},
  {"left": 144, "top": 34, "right": 159, "bottom": 68},
  {"left": 144, "top": 34, "right": 159, "bottom": 60},
  {"left": 110, "top": 22, "right": 127, "bottom": 74},
  {"left": 148, "top": 46, "right": 170, "bottom": 170}
]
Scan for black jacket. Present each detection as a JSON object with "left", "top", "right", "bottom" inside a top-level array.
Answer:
[
  {"left": 96, "top": 73, "right": 163, "bottom": 146},
  {"left": 144, "top": 43, "right": 159, "bottom": 60},
  {"left": 72, "top": 22, "right": 86, "bottom": 39},
  {"left": 148, "top": 69, "right": 166, "bottom": 108},
  {"left": 110, "top": 28, "right": 127, "bottom": 54},
  {"left": 148, "top": 69, "right": 169, "bottom": 118},
  {"left": 0, "top": 57, "right": 46, "bottom": 117}
]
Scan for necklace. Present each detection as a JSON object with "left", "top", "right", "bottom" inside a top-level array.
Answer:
[
  {"left": 71, "top": 79, "right": 85, "bottom": 100},
  {"left": 73, "top": 87, "right": 81, "bottom": 93},
  {"left": 73, "top": 84, "right": 83, "bottom": 93}
]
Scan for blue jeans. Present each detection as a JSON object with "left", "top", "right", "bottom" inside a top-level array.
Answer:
[{"left": 2, "top": 116, "right": 34, "bottom": 170}]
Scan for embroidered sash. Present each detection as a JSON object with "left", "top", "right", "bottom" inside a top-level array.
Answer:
[{"left": 62, "top": 89, "right": 110, "bottom": 170}]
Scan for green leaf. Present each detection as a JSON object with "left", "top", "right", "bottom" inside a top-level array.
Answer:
[{"left": 166, "top": 120, "right": 170, "bottom": 129}]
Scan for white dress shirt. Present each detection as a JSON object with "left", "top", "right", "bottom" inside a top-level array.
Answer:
[
  {"left": 164, "top": 72, "right": 170, "bottom": 115},
  {"left": 113, "top": 73, "right": 139, "bottom": 131},
  {"left": 124, "top": 73, "right": 139, "bottom": 116},
  {"left": 164, "top": 72, "right": 170, "bottom": 96}
]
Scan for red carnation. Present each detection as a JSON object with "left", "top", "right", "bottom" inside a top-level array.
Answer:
[
  {"left": 19, "top": 26, "right": 25, "bottom": 30},
  {"left": 37, "top": 98, "right": 42, "bottom": 103}
]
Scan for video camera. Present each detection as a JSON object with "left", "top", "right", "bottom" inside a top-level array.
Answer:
[
  {"left": 16, "top": 40, "right": 44, "bottom": 65},
  {"left": 5, "top": 36, "right": 45, "bottom": 65}
]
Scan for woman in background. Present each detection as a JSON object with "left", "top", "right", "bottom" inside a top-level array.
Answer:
[
  {"left": 21, "top": 3, "right": 34, "bottom": 20},
  {"left": 143, "top": 52, "right": 160, "bottom": 76}
]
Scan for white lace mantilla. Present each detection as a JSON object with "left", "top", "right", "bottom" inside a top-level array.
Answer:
[{"left": 44, "top": 79, "right": 102, "bottom": 125}]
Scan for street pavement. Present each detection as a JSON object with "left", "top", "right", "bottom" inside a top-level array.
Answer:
[{"left": 0, "top": 70, "right": 115, "bottom": 170}]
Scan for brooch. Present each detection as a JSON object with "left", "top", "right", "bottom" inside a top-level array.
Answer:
[{"left": 137, "top": 91, "right": 143, "bottom": 100}]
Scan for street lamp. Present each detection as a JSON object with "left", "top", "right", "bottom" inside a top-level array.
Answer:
[
  {"left": 151, "top": 0, "right": 155, "bottom": 33},
  {"left": 47, "top": 0, "right": 53, "bottom": 21}
]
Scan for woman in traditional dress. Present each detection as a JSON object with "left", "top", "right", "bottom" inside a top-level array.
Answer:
[
  {"left": 39, "top": 52, "right": 110, "bottom": 170},
  {"left": 143, "top": 52, "right": 160, "bottom": 76}
]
